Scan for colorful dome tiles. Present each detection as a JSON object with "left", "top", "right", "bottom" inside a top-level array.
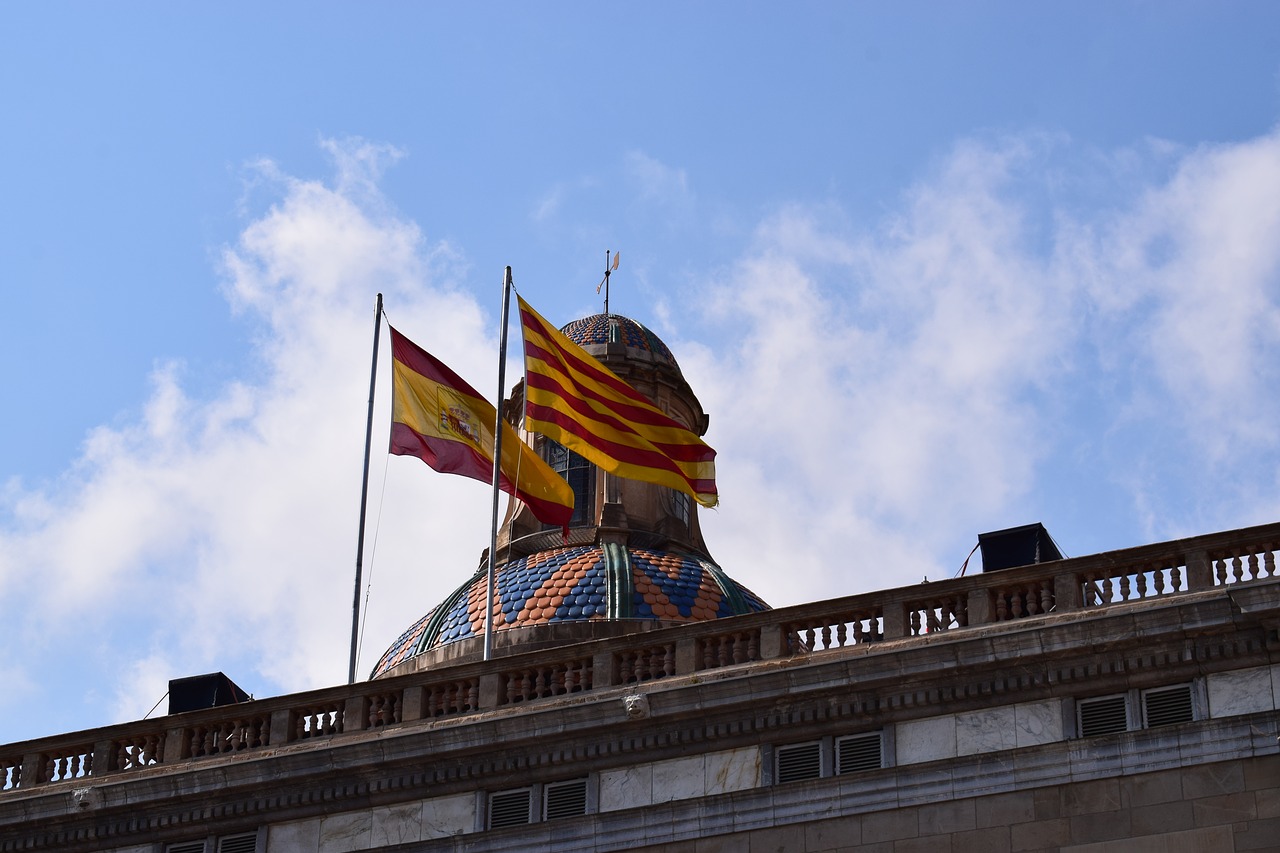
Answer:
[
  {"left": 370, "top": 545, "right": 769, "bottom": 678},
  {"left": 631, "top": 550, "right": 728, "bottom": 621},
  {"left": 559, "top": 314, "right": 678, "bottom": 368}
]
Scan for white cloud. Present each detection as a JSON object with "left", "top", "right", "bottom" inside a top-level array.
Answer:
[
  {"left": 690, "top": 129, "right": 1280, "bottom": 606},
  {"left": 624, "top": 150, "right": 692, "bottom": 206},
  {"left": 5, "top": 128, "right": 1280, "bottom": 743},
  {"left": 0, "top": 139, "right": 498, "bottom": 739}
]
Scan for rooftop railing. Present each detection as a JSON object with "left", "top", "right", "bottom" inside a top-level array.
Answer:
[{"left": 2, "top": 521, "right": 1277, "bottom": 793}]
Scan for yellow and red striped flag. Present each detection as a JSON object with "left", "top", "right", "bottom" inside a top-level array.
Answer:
[
  {"left": 517, "top": 295, "right": 717, "bottom": 507},
  {"left": 389, "top": 325, "right": 574, "bottom": 532}
]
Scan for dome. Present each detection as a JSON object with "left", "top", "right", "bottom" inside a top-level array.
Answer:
[
  {"left": 370, "top": 305, "right": 760, "bottom": 681},
  {"left": 370, "top": 545, "right": 769, "bottom": 678},
  {"left": 559, "top": 313, "right": 679, "bottom": 369}
]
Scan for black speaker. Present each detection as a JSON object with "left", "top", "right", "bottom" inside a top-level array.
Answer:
[
  {"left": 168, "top": 672, "right": 251, "bottom": 715},
  {"left": 978, "top": 523, "right": 1064, "bottom": 572}
]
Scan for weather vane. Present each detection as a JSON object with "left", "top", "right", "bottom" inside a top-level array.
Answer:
[{"left": 596, "top": 250, "right": 620, "bottom": 317}]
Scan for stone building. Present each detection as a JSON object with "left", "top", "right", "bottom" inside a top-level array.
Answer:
[{"left": 1, "top": 311, "right": 1277, "bottom": 853}]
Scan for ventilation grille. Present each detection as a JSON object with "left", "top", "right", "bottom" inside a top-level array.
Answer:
[
  {"left": 836, "top": 733, "right": 882, "bottom": 775},
  {"left": 216, "top": 834, "right": 257, "bottom": 853},
  {"left": 1078, "top": 694, "right": 1129, "bottom": 737},
  {"left": 775, "top": 741, "right": 822, "bottom": 784},
  {"left": 165, "top": 844, "right": 206, "bottom": 853},
  {"left": 544, "top": 778, "right": 588, "bottom": 821},
  {"left": 489, "top": 788, "right": 533, "bottom": 829},
  {"left": 1143, "top": 684, "right": 1194, "bottom": 728}
]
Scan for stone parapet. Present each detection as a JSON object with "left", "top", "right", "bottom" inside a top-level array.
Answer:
[{"left": 0, "top": 522, "right": 1278, "bottom": 851}]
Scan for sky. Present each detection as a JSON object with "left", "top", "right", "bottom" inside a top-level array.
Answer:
[{"left": 3, "top": 3, "right": 1280, "bottom": 744}]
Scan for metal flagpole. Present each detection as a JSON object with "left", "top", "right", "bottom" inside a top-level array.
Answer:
[
  {"left": 597, "top": 251, "right": 620, "bottom": 506},
  {"left": 349, "top": 292, "right": 383, "bottom": 684},
  {"left": 597, "top": 249, "right": 620, "bottom": 318},
  {"left": 484, "top": 268, "right": 514, "bottom": 661}
]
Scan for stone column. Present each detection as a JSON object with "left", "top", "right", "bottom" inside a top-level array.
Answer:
[
  {"left": 1185, "top": 549, "right": 1213, "bottom": 591},
  {"left": 882, "top": 603, "right": 906, "bottom": 640},
  {"left": 674, "top": 637, "right": 699, "bottom": 674},
  {"left": 592, "top": 651, "right": 615, "bottom": 689},
  {"left": 342, "top": 696, "right": 367, "bottom": 733},
  {"left": 478, "top": 672, "right": 503, "bottom": 710},
  {"left": 1053, "top": 573, "right": 1081, "bottom": 611},
  {"left": 967, "top": 587, "right": 994, "bottom": 624},
  {"left": 269, "top": 709, "right": 293, "bottom": 746},
  {"left": 400, "top": 686, "right": 423, "bottom": 722}
]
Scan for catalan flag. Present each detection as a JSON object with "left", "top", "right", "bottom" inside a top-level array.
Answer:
[
  {"left": 517, "top": 295, "right": 717, "bottom": 507},
  {"left": 389, "top": 325, "right": 574, "bottom": 532}
]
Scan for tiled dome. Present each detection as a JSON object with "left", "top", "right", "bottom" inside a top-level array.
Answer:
[
  {"left": 559, "top": 314, "right": 678, "bottom": 369},
  {"left": 370, "top": 545, "right": 769, "bottom": 678}
]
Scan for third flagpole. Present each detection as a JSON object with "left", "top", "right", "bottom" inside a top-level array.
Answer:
[
  {"left": 484, "top": 267, "right": 513, "bottom": 661},
  {"left": 349, "top": 292, "right": 383, "bottom": 684}
]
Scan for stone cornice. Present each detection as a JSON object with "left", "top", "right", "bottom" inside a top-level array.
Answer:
[{"left": 2, "top": 578, "right": 1276, "bottom": 852}]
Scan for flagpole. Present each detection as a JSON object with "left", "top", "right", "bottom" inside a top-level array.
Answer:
[
  {"left": 484, "top": 268, "right": 513, "bottom": 661},
  {"left": 349, "top": 292, "right": 383, "bottom": 684}
]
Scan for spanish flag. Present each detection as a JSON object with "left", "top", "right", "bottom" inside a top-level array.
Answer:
[
  {"left": 517, "top": 295, "right": 717, "bottom": 507},
  {"left": 389, "top": 325, "right": 574, "bottom": 533}
]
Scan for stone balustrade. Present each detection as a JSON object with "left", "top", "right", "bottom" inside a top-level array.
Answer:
[{"left": 2, "top": 520, "right": 1277, "bottom": 794}]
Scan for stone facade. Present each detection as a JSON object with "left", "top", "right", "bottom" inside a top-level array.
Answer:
[{"left": 1, "top": 522, "right": 1277, "bottom": 852}]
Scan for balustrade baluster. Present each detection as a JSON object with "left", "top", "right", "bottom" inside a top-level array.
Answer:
[
  {"left": 1248, "top": 552, "right": 1259, "bottom": 581},
  {"left": 1019, "top": 588, "right": 1034, "bottom": 616}
]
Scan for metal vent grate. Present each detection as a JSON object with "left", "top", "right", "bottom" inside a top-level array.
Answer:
[
  {"left": 216, "top": 834, "right": 257, "bottom": 853},
  {"left": 166, "top": 844, "right": 206, "bottom": 853},
  {"left": 1143, "top": 684, "right": 1194, "bottom": 728},
  {"left": 543, "top": 778, "right": 588, "bottom": 821},
  {"left": 489, "top": 788, "right": 534, "bottom": 829},
  {"left": 1078, "top": 694, "right": 1129, "bottom": 737},
  {"left": 775, "top": 741, "right": 822, "bottom": 783},
  {"left": 836, "top": 733, "right": 882, "bottom": 775}
]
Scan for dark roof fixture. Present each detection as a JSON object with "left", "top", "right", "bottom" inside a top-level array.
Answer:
[
  {"left": 978, "top": 522, "right": 1064, "bottom": 572},
  {"left": 168, "top": 672, "right": 251, "bottom": 715}
]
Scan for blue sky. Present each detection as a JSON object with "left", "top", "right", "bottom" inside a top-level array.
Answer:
[{"left": 3, "top": 3, "right": 1280, "bottom": 743}]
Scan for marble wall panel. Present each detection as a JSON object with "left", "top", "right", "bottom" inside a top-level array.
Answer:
[
  {"left": 318, "top": 811, "right": 372, "bottom": 853},
  {"left": 1015, "top": 700, "right": 1063, "bottom": 747},
  {"left": 956, "top": 707, "right": 1016, "bottom": 756},
  {"left": 704, "top": 747, "right": 760, "bottom": 795},
  {"left": 652, "top": 755, "right": 706, "bottom": 802},
  {"left": 1208, "top": 666, "right": 1274, "bottom": 718},
  {"left": 897, "top": 715, "right": 957, "bottom": 765},
  {"left": 599, "top": 763, "right": 654, "bottom": 812},
  {"left": 370, "top": 802, "right": 423, "bottom": 847},
  {"left": 422, "top": 793, "right": 475, "bottom": 839},
  {"left": 269, "top": 818, "right": 321, "bottom": 852}
]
